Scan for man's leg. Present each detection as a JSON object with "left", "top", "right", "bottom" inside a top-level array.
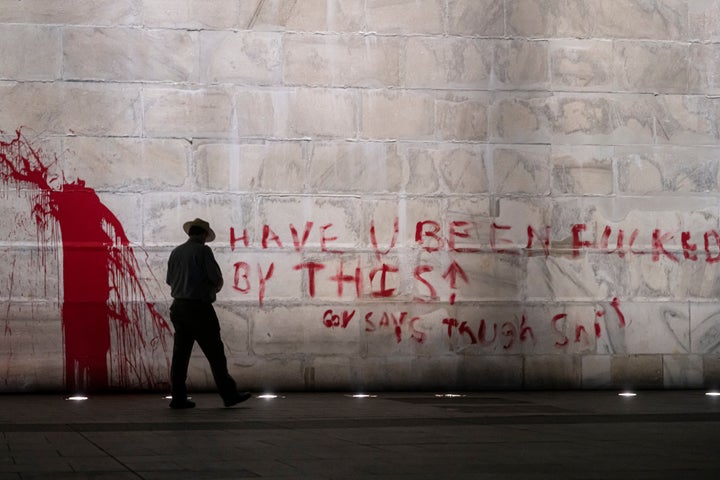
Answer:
[
  {"left": 169, "top": 301, "right": 196, "bottom": 408},
  {"left": 195, "top": 327, "right": 240, "bottom": 402}
]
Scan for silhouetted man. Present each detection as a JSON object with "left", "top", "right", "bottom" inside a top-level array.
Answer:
[{"left": 166, "top": 218, "right": 250, "bottom": 409}]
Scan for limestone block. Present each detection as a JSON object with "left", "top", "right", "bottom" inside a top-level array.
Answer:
[
  {"left": 506, "top": 0, "right": 594, "bottom": 38},
  {"left": 0, "top": 249, "right": 60, "bottom": 300},
  {"left": 625, "top": 256, "right": 720, "bottom": 301},
  {"left": 581, "top": 355, "right": 612, "bottom": 388},
  {"left": 0, "top": 82, "right": 141, "bottom": 137},
  {"left": 550, "top": 39, "right": 613, "bottom": 91},
  {"left": 435, "top": 92, "right": 489, "bottom": 142},
  {"left": 690, "top": 304, "right": 720, "bottom": 354},
  {"left": 524, "top": 355, "right": 582, "bottom": 389},
  {"left": 0, "top": 303, "right": 63, "bottom": 354},
  {"left": 142, "top": 192, "right": 254, "bottom": 246},
  {"left": 395, "top": 143, "right": 441, "bottom": 194},
  {"left": 310, "top": 356, "right": 355, "bottom": 389},
  {"left": 494, "top": 40, "right": 550, "bottom": 90},
  {"left": 689, "top": 43, "right": 720, "bottom": 94},
  {"left": 397, "top": 143, "right": 487, "bottom": 195},
  {"left": 365, "top": 0, "right": 444, "bottom": 34},
  {"left": 257, "top": 195, "right": 363, "bottom": 251},
  {"left": 703, "top": 355, "right": 720, "bottom": 387},
  {"left": 549, "top": 93, "right": 655, "bottom": 145},
  {"left": 445, "top": 197, "right": 492, "bottom": 246},
  {"left": 361, "top": 90, "right": 435, "bottom": 140},
  {"left": 653, "top": 95, "right": 720, "bottom": 145},
  {"left": 228, "top": 357, "right": 306, "bottom": 391},
  {"left": 138, "top": 250, "right": 173, "bottom": 302},
  {"left": 251, "top": 0, "right": 365, "bottom": 32},
  {"left": 510, "top": 0, "right": 686, "bottom": 40},
  {"left": 402, "top": 37, "right": 491, "bottom": 89},
  {"left": 610, "top": 354, "right": 663, "bottom": 389},
  {"left": 288, "top": 88, "right": 357, "bottom": 138},
  {"left": 63, "top": 27, "right": 197, "bottom": 83},
  {"left": 617, "top": 146, "right": 720, "bottom": 194},
  {"left": 525, "top": 255, "right": 625, "bottom": 302},
  {"left": 595, "top": 302, "right": 689, "bottom": 355},
  {"left": 205, "top": 302, "right": 250, "bottom": 350},
  {"left": 456, "top": 355, "right": 524, "bottom": 389},
  {"left": 591, "top": 0, "right": 688, "bottom": 41},
  {"left": 689, "top": 0, "right": 720, "bottom": 42},
  {"left": 663, "top": 354, "right": 704, "bottom": 388},
  {"left": 0, "top": 0, "right": 140, "bottom": 26},
  {"left": 399, "top": 197, "right": 444, "bottom": 248},
  {"left": 347, "top": 356, "right": 457, "bottom": 390},
  {"left": 0, "top": 186, "right": 62, "bottom": 243},
  {"left": 552, "top": 145, "right": 614, "bottom": 195},
  {"left": 494, "top": 198, "right": 553, "bottom": 250},
  {"left": 360, "top": 198, "right": 408, "bottom": 252},
  {"left": 194, "top": 141, "right": 304, "bottom": 192},
  {"left": 143, "top": 86, "right": 235, "bottom": 139},
  {"left": 95, "top": 193, "right": 144, "bottom": 243},
  {"left": 493, "top": 145, "right": 551, "bottom": 196},
  {"left": 549, "top": 197, "right": 719, "bottom": 255},
  {"left": 141, "top": 0, "right": 252, "bottom": 29},
  {"left": 219, "top": 250, "right": 305, "bottom": 304},
  {"left": 361, "top": 304, "right": 457, "bottom": 357},
  {"left": 0, "top": 25, "right": 61, "bottom": 81},
  {"left": 613, "top": 41, "right": 689, "bottom": 94},
  {"left": 201, "top": 31, "right": 282, "bottom": 85},
  {"left": 412, "top": 251, "right": 523, "bottom": 303},
  {"left": 234, "top": 89, "right": 289, "bottom": 138},
  {"left": 284, "top": 34, "right": 400, "bottom": 88},
  {"left": 448, "top": 0, "right": 504, "bottom": 36},
  {"left": 62, "top": 137, "right": 189, "bottom": 192},
  {"left": 251, "top": 305, "right": 362, "bottom": 355},
  {"left": 490, "top": 92, "right": 552, "bottom": 144},
  {"left": 450, "top": 303, "right": 595, "bottom": 355},
  {"left": 0, "top": 353, "right": 64, "bottom": 391},
  {"left": 308, "top": 141, "right": 403, "bottom": 194}
]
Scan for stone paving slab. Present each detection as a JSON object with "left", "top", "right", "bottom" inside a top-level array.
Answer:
[{"left": 0, "top": 391, "right": 719, "bottom": 479}]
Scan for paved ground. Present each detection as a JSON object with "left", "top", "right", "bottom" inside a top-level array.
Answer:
[{"left": 0, "top": 389, "right": 719, "bottom": 479}]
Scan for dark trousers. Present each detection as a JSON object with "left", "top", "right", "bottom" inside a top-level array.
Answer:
[{"left": 169, "top": 299, "right": 238, "bottom": 402}]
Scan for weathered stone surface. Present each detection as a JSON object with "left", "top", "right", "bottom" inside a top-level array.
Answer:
[
  {"left": 285, "top": 34, "right": 400, "bottom": 88},
  {"left": 201, "top": 31, "right": 282, "bottom": 85},
  {"left": 194, "top": 141, "right": 304, "bottom": 192},
  {"left": 365, "top": 0, "right": 444, "bottom": 34},
  {"left": 0, "top": 25, "right": 61, "bottom": 81},
  {"left": 552, "top": 145, "right": 614, "bottom": 195},
  {"left": 403, "top": 37, "right": 491, "bottom": 89},
  {"left": 3, "top": 0, "right": 720, "bottom": 392},
  {"left": 551, "top": 39, "right": 613, "bottom": 91},
  {"left": 64, "top": 27, "right": 197, "bottom": 83}
]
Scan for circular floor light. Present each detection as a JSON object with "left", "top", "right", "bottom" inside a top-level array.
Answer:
[{"left": 65, "top": 395, "right": 89, "bottom": 401}]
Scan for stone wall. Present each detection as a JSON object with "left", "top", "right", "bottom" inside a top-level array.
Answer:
[{"left": 2, "top": 0, "right": 720, "bottom": 392}]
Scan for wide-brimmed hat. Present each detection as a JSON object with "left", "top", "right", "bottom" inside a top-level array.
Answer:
[{"left": 183, "top": 218, "right": 216, "bottom": 242}]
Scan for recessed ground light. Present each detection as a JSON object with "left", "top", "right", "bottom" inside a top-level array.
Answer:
[
  {"left": 257, "top": 394, "right": 279, "bottom": 399},
  {"left": 435, "top": 394, "right": 466, "bottom": 398},
  {"left": 706, "top": 392, "right": 720, "bottom": 397},
  {"left": 618, "top": 392, "right": 637, "bottom": 397},
  {"left": 349, "top": 393, "right": 377, "bottom": 398},
  {"left": 65, "top": 395, "right": 89, "bottom": 401}
]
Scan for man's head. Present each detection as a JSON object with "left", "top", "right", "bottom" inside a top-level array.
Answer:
[{"left": 182, "top": 218, "right": 216, "bottom": 242}]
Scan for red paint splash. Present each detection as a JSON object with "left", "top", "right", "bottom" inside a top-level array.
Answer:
[{"left": 0, "top": 129, "right": 172, "bottom": 392}]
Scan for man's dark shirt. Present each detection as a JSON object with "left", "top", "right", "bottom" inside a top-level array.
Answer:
[{"left": 166, "top": 236, "right": 223, "bottom": 303}]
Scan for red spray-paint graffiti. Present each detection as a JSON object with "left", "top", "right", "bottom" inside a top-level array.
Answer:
[{"left": 0, "top": 130, "right": 172, "bottom": 392}]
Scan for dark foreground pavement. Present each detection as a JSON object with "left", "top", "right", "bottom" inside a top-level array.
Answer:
[{"left": 0, "top": 390, "right": 719, "bottom": 479}]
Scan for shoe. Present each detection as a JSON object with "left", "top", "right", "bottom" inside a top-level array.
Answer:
[
  {"left": 223, "top": 391, "right": 252, "bottom": 407},
  {"left": 169, "top": 399, "right": 196, "bottom": 409}
]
